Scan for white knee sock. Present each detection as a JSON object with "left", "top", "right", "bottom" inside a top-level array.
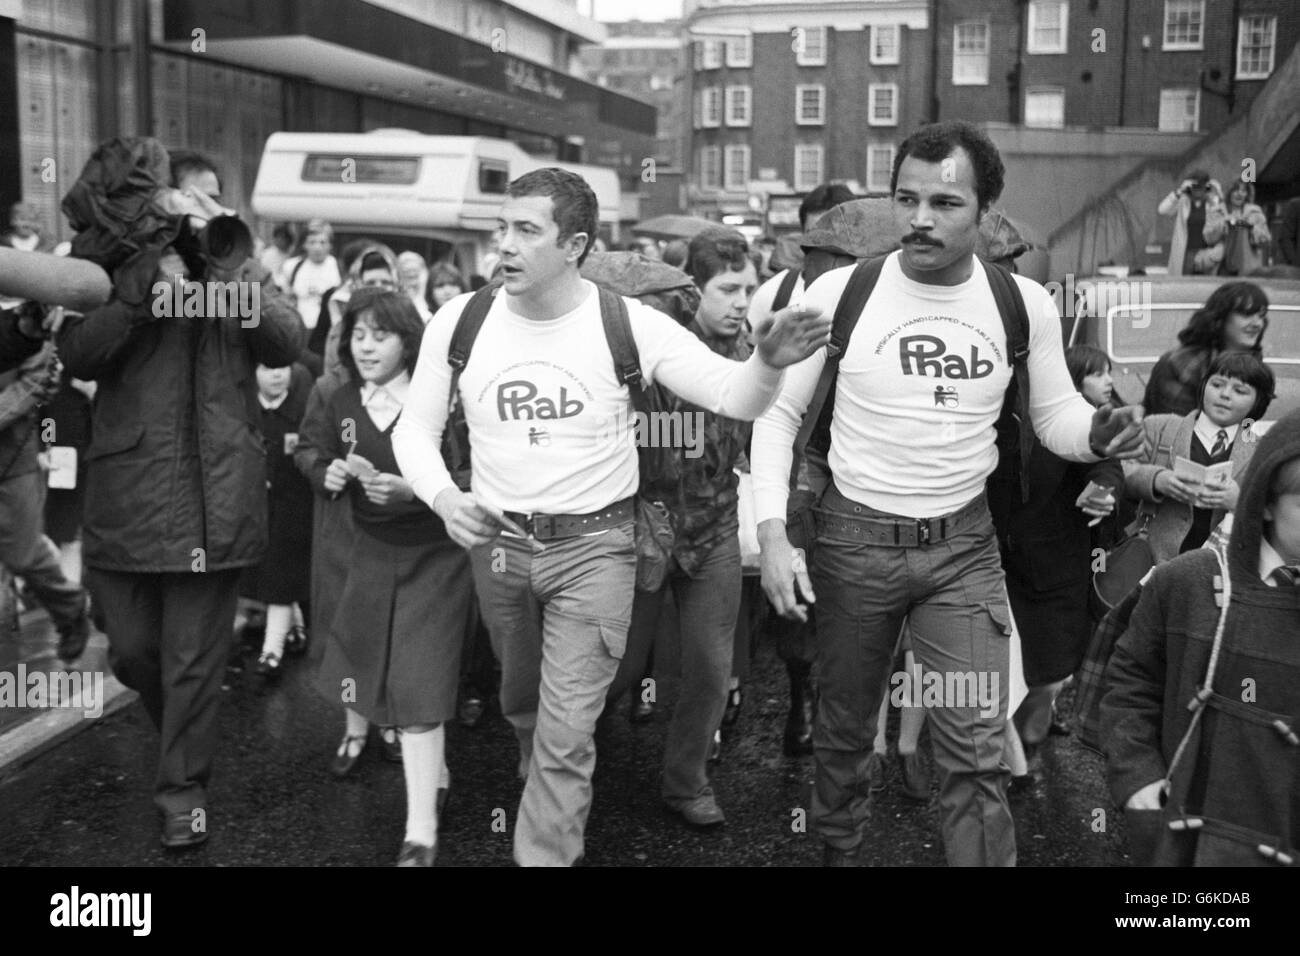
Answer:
[
  {"left": 262, "top": 603, "right": 292, "bottom": 657},
  {"left": 402, "top": 725, "right": 443, "bottom": 847}
]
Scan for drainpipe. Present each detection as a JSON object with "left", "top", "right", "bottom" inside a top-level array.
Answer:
[
  {"left": 1009, "top": 0, "right": 1027, "bottom": 125},
  {"left": 133, "top": 0, "right": 152, "bottom": 136},
  {"left": 928, "top": 0, "right": 940, "bottom": 121},
  {"left": 1118, "top": 0, "right": 1131, "bottom": 125}
]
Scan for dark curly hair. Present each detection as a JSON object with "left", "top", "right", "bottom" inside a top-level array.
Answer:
[
  {"left": 507, "top": 167, "right": 599, "bottom": 266},
  {"left": 891, "top": 121, "right": 1005, "bottom": 211},
  {"left": 337, "top": 288, "right": 424, "bottom": 381},
  {"left": 1178, "top": 281, "right": 1269, "bottom": 352}
]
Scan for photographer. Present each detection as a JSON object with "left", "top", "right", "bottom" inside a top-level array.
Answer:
[
  {"left": 1158, "top": 170, "right": 1224, "bottom": 276},
  {"left": 56, "top": 148, "right": 304, "bottom": 850}
]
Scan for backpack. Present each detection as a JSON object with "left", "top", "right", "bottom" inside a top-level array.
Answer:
[
  {"left": 443, "top": 283, "right": 675, "bottom": 590},
  {"left": 790, "top": 255, "right": 1036, "bottom": 511}
]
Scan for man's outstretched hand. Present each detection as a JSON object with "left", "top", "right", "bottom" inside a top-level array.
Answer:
[
  {"left": 754, "top": 305, "right": 831, "bottom": 369},
  {"left": 1090, "top": 404, "right": 1147, "bottom": 460}
]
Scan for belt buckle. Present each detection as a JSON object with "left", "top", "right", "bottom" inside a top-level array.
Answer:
[
  {"left": 916, "top": 518, "right": 931, "bottom": 545},
  {"left": 531, "top": 514, "right": 552, "bottom": 539}
]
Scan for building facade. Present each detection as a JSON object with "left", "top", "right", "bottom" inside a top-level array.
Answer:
[{"left": 1, "top": 0, "right": 657, "bottom": 240}]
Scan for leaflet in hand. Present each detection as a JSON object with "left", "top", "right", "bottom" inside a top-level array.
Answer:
[{"left": 1173, "top": 456, "right": 1232, "bottom": 490}]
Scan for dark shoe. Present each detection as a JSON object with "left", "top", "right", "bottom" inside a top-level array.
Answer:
[
  {"left": 160, "top": 810, "right": 208, "bottom": 850},
  {"left": 664, "top": 789, "right": 725, "bottom": 828},
  {"left": 459, "top": 696, "right": 486, "bottom": 728},
  {"left": 380, "top": 727, "right": 402, "bottom": 763},
  {"left": 629, "top": 696, "right": 655, "bottom": 724},
  {"left": 822, "top": 843, "right": 863, "bottom": 867},
  {"left": 396, "top": 841, "right": 436, "bottom": 867},
  {"left": 898, "top": 750, "right": 930, "bottom": 802},
  {"left": 255, "top": 651, "right": 282, "bottom": 678},
  {"left": 57, "top": 613, "right": 91, "bottom": 663},
  {"left": 783, "top": 671, "right": 816, "bottom": 756},
  {"left": 285, "top": 624, "right": 309, "bottom": 656},
  {"left": 330, "top": 733, "right": 367, "bottom": 778},
  {"left": 722, "top": 683, "right": 742, "bottom": 726},
  {"left": 1009, "top": 772, "right": 1037, "bottom": 797},
  {"left": 866, "top": 751, "right": 886, "bottom": 793}
]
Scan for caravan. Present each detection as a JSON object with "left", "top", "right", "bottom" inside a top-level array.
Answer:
[{"left": 250, "top": 130, "right": 621, "bottom": 280}]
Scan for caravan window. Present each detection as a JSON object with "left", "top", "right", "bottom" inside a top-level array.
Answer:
[
  {"left": 478, "top": 160, "right": 509, "bottom": 195},
  {"left": 302, "top": 154, "right": 420, "bottom": 184}
]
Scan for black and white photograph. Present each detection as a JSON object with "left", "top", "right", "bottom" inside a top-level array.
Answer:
[{"left": 0, "top": 0, "right": 1296, "bottom": 910}]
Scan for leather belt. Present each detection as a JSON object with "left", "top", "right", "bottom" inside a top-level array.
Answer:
[
  {"left": 814, "top": 494, "right": 986, "bottom": 548},
  {"left": 503, "top": 496, "right": 635, "bottom": 542}
]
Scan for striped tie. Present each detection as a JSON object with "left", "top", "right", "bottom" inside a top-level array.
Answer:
[
  {"left": 1210, "top": 429, "right": 1228, "bottom": 458},
  {"left": 1271, "top": 565, "right": 1300, "bottom": 587}
]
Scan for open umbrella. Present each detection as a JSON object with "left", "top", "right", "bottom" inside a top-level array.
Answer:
[{"left": 631, "top": 214, "right": 722, "bottom": 240}]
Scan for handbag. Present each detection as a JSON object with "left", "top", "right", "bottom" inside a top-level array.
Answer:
[
  {"left": 1092, "top": 511, "right": 1155, "bottom": 610},
  {"left": 633, "top": 497, "right": 674, "bottom": 592},
  {"left": 1218, "top": 221, "right": 1251, "bottom": 276}
]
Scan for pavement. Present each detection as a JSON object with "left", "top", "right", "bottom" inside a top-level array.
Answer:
[{"left": 0, "top": 602, "right": 1135, "bottom": 867}]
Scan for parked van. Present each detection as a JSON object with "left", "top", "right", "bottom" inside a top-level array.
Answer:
[
  {"left": 1065, "top": 274, "right": 1300, "bottom": 421},
  {"left": 250, "top": 130, "right": 621, "bottom": 279}
]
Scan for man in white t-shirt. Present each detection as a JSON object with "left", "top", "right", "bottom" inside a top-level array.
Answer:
[
  {"left": 280, "top": 219, "right": 341, "bottom": 328},
  {"left": 751, "top": 121, "right": 1147, "bottom": 867},
  {"left": 393, "top": 168, "right": 830, "bottom": 867}
]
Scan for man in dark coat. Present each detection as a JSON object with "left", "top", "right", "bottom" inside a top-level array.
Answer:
[{"left": 56, "top": 152, "right": 304, "bottom": 849}]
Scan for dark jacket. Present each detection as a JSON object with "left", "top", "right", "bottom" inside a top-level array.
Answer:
[
  {"left": 0, "top": 307, "right": 43, "bottom": 373},
  {"left": 997, "top": 443, "right": 1123, "bottom": 685},
  {"left": 1277, "top": 197, "right": 1300, "bottom": 267},
  {"left": 1143, "top": 345, "right": 1213, "bottom": 416},
  {"left": 56, "top": 259, "right": 304, "bottom": 572},
  {"left": 1100, "top": 410, "right": 1300, "bottom": 866}
]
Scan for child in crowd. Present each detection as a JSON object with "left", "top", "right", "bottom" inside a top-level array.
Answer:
[
  {"left": 306, "top": 289, "right": 474, "bottom": 867},
  {"left": 1123, "top": 352, "right": 1274, "bottom": 564},
  {"left": 1101, "top": 409, "right": 1300, "bottom": 866},
  {"left": 236, "top": 362, "right": 314, "bottom": 676}
]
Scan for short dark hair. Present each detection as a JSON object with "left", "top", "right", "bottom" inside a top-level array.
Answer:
[
  {"left": 799, "top": 183, "right": 856, "bottom": 231},
  {"left": 337, "top": 288, "right": 424, "bottom": 380},
  {"left": 429, "top": 263, "right": 467, "bottom": 292},
  {"left": 685, "top": 227, "right": 750, "bottom": 288},
  {"left": 1200, "top": 350, "right": 1275, "bottom": 422},
  {"left": 359, "top": 251, "right": 391, "bottom": 275},
  {"left": 169, "top": 149, "right": 222, "bottom": 194},
  {"left": 1065, "top": 345, "right": 1112, "bottom": 393},
  {"left": 1178, "top": 281, "right": 1269, "bottom": 351},
  {"left": 891, "top": 121, "right": 1005, "bottom": 211},
  {"left": 507, "top": 167, "right": 598, "bottom": 266}
]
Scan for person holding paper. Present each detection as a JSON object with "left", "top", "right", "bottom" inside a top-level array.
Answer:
[{"left": 1124, "top": 352, "right": 1274, "bottom": 563}]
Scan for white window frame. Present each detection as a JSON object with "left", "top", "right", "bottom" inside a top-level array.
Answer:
[
  {"left": 701, "top": 39, "right": 723, "bottom": 69},
  {"left": 870, "top": 24, "right": 900, "bottom": 65},
  {"left": 795, "top": 84, "right": 826, "bottom": 125},
  {"left": 794, "top": 144, "right": 825, "bottom": 193},
  {"left": 795, "top": 25, "right": 827, "bottom": 66},
  {"left": 866, "top": 144, "right": 895, "bottom": 194},
  {"left": 868, "top": 83, "right": 899, "bottom": 126},
  {"left": 700, "top": 146, "right": 721, "bottom": 190},
  {"left": 726, "top": 32, "right": 753, "bottom": 68},
  {"left": 724, "top": 144, "right": 751, "bottom": 192},
  {"left": 1024, "top": 86, "right": 1066, "bottom": 128},
  {"left": 953, "top": 21, "right": 990, "bottom": 86},
  {"left": 1162, "top": 1, "right": 1205, "bottom": 52},
  {"left": 1236, "top": 15, "right": 1276, "bottom": 80},
  {"left": 1027, "top": 0, "right": 1068, "bottom": 54},
  {"left": 1157, "top": 87, "right": 1200, "bottom": 132},
  {"left": 725, "top": 85, "right": 751, "bottom": 127},
  {"left": 701, "top": 86, "right": 722, "bottom": 128}
]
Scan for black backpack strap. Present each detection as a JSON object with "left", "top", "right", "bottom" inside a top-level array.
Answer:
[
  {"left": 980, "top": 259, "right": 1034, "bottom": 503},
  {"left": 444, "top": 285, "right": 497, "bottom": 477},
  {"left": 770, "top": 267, "right": 800, "bottom": 314},
  {"left": 788, "top": 255, "right": 887, "bottom": 489},
  {"left": 596, "top": 286, "right": 644, "bottom": 415}
]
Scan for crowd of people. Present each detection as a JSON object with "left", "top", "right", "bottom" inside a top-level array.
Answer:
[{"left": 1, "top": 120, "right": 1297, "bottom": 869}]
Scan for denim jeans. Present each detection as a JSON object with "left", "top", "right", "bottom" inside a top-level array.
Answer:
[
  {"left": 469, "top": 522, "right": 636, "bottom": 867},
  {"left": 811, "top": 484, "right": 1015, "bottom": 867}
]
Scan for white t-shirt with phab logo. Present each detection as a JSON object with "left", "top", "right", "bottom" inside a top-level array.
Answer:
[
  {"left": 751, "top": 252, "right": 1097, "bottom": 521},
  {"left": 394, "top": 280, "right": 784, "bottom": 516}
]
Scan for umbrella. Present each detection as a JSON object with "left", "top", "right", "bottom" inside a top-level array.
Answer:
[
  {"left": 978, "top": 209, "right": 1041, "bottom": 262},
  {"left": 631, "top": 214, "right": 724, "bottom": 240}
]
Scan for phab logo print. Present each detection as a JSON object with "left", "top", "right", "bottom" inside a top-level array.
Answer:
[
  {"left": 899, "top": 335, "right": 994, "bottom": 380},
  {"left": 496, "top": 381, "right": 585, "bottom": 420}
]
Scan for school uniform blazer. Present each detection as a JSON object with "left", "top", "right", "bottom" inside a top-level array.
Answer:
[{"left": 1123, "top": 411, "right": 1256, "bottom": 563}]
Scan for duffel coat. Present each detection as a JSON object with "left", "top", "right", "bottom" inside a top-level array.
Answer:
[{"left": 56, "top": 259, "right": 304, "bottom": 572}]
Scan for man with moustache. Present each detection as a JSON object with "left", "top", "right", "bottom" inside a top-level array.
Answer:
[{"left": 750, "top": 122, "right": 1147, "bottom": 867}]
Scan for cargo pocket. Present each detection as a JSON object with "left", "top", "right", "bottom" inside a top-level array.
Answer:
[{"left": 985, "top": 600, "right": 1014, "bottom": 638}]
